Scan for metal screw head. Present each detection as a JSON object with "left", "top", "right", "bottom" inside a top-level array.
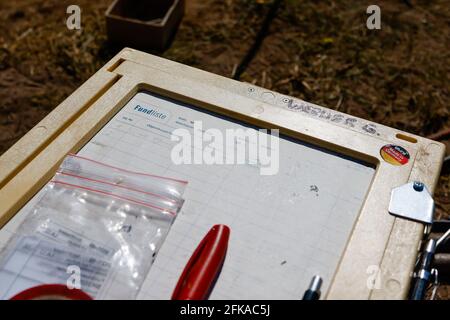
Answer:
[{"left": 413, "top": 181, "right": 424, "bottom": 192}]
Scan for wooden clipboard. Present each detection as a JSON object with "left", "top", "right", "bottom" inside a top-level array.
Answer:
[{"left": 0, "top": 48, "right": 445, "bottom": 299}]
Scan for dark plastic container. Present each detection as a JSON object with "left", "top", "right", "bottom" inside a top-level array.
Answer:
[{"left": 105, "top": 0, "right": 185, "bottom": 51}]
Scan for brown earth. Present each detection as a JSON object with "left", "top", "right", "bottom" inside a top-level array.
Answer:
[{"left": 0, "top": 0, "right": 449, "bottom": 299}]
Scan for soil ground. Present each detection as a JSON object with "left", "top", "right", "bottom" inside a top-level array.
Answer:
[{"left": 0, "top": 0, "right": 449, "bottom": 299}]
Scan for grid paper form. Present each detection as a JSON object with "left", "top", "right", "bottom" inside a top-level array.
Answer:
[{"left": 0, "top": 91, "right": 375, "bottom": 299}]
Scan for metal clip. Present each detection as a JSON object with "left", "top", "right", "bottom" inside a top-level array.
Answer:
[
  {"left": 429, "top": 268, "right": 439, "bottom": 300},
  {"left": 388, "top": 181, "right": 434, "bottom": 224}
]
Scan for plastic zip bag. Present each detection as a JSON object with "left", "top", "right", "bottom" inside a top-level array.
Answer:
[
  {"left": 0, "top": 154, "right": 187, "bottom": 300},
  {"left": 61, "top": 153, "right": 187, "bottom": 202}
]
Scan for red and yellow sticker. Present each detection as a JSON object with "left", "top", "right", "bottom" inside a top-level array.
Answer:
[{"left": 380, "top": 144, "right": 410, "bottom": 166}]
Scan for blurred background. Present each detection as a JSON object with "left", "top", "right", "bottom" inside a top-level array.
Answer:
[{"left": 0, "top": 0, "right": 448, "bottom": 298}]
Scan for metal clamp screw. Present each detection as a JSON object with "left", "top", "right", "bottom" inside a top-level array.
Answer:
[
  {"left": 388, "top": 181, "right": 434, "bottom": 224},
  {"left": 413, "top": 181, "right": 424, "bottom": 192}
]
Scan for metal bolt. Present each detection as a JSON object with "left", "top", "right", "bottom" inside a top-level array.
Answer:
[{"left": 413, "top": 181, "right": 424, "bottom": 192}]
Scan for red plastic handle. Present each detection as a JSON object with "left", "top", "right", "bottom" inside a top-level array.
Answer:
[
  {"left": 172, "top": 224, "right": 230, "bottom": 300},
  {"left": 10, "top": 284, "right": 92, "bottom": 300}
]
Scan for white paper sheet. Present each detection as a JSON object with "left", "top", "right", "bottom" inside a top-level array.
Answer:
[{"left": 1, "top": 91, "right": 375, "bottom": 299}]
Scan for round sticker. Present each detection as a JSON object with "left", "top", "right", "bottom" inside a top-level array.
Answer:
[{"left": 380, "top": 144, "right": 410, "bottom": 166}]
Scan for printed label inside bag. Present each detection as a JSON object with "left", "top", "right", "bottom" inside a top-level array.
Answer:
[
  {"left": 0, "top": 233, "right": 115, "bottom": 299},
  {"left": 36, "top": 221, "right": 115, "bottom": 258},
  {"left": 380, "top": 144, "right": 410, "bottom": 166}
]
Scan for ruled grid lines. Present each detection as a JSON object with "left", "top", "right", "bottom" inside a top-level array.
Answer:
[
  {"left": 0, "top": 91, "right": 375, "bottom": 300},
  {"left": 78, "top": 92, "right": 375, "bottom": 300}
]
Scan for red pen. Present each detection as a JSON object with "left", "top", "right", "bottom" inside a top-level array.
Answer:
[{"left": 172, "top": 224, "right": 230, "bottom": 300}]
